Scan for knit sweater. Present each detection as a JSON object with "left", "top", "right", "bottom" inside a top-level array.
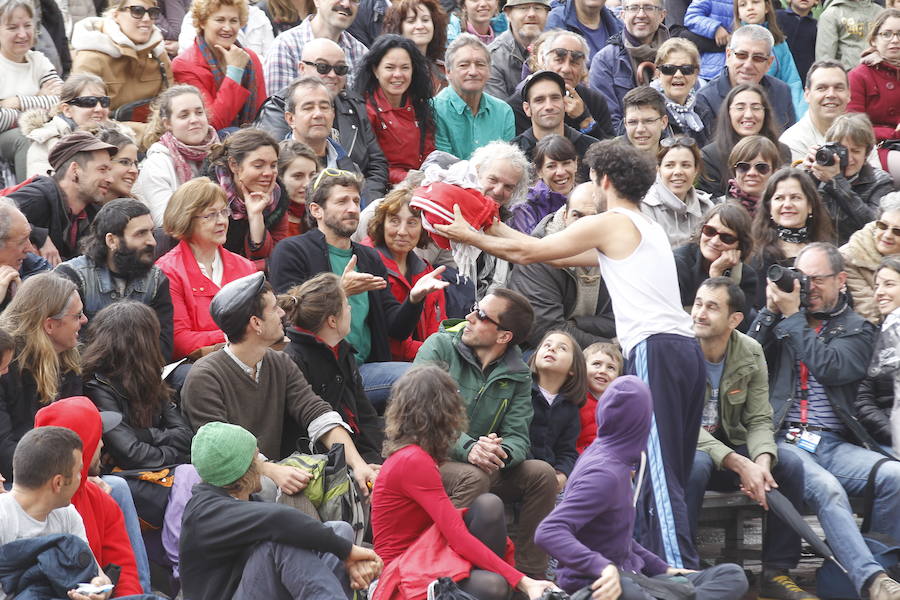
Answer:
[{"left": 181, "top": 348, "right": 333, "bottom": 460}]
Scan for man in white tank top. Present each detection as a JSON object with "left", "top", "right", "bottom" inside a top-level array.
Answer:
[{"left": 437, "top": 139, "right": 707, "bottom": 571}]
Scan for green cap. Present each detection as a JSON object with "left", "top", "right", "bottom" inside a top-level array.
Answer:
[{"left": 191, "top": 422, "right": 257, "bottom": 487}]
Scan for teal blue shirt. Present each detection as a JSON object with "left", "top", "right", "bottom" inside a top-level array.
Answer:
[
  {"left": 432, "top": 86, "right": 516, "bottom": 160},
  {"left": 327, "top": 245, "right": 371, "bottom": 364}
]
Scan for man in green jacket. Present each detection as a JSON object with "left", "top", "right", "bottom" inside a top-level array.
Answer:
[
  {"left": 685, "top": 277, "right": 813, "bottom": 600},
  {"left": 414, "top": 288, "right": 557, "bottom": 579}
]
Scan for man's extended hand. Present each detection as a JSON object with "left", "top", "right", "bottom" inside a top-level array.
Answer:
[
  {"left": 341, "top": 254, "right": 387, "bottom": 296},
  {"left": 434, "top": 204, "right": 477, "bottom": 244}
]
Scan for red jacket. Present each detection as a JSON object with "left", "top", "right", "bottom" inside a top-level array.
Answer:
[
  {"left": 365, "top": 89, "right": 435, "bottom": 184},
  {"left": 34, "top": 397, "right": 142, "bottom": 597},
  {"left": 155, "top": 240, "right": 256, "bottom": 359},
  {"left": 172, "top": 42, "right": 266, "bottom": 130},
  {"left": 362, "top": 238, "right": 445, "bottom": 361},
  {"left": 848, "top": 61, "right": 900, "bottom": 143},
  {"left": 576, "top": 392, "right": 599, "bottom": 454}
]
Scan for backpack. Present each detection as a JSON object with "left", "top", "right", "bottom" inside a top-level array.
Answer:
[{"left": 278, "top": 443, "right": 370, "bottom": 544}]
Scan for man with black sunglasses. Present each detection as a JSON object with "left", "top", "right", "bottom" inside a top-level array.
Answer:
[{"left": 696, "top": 25, "right": 796, "bottom": 134}]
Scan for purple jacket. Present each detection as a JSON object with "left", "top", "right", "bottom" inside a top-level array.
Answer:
[
  {"left": 509, "top": 181, "right": 568, "bottom": 234},
  {"left": 534, "top": 376, "right": 668, "bottom": 592}
]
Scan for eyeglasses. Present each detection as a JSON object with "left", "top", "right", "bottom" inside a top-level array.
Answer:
[
  {"left": 114, "top": 157, "right": 139, "bottom": 169},
  {"left": 547, "top": 47, "right": 586, "bottom": 63},
  {"left": 730, "top": 102, "right": 765, "bottom": 113},
  {"left": 301, "top": 60, "right": 350, "bottom": 76},
  {"left": 312, "top": 167, "right": 357, "bottom": 192},
  {"left": 700, "top": 224, "right": 739, "bottom": 245},
  {"left": 730, "top": 50, "right": 770, "bottom": 63},
  {"left": 622, "top": 3, "right": 661, "bottom": 13},
  {"left": 875, "top": 220, "right": 900, "bottom": 237},
  {"left": 804, "top": 272, "right": 838, "bottom": 286},
  {"left": 193, "top": 207, "right": 231, "bottom": 222},
  {"left": 733, "top": 161, "right": 772, "bottom": 175},
  {"left": 624, "top": 116, "right": 663, "bottom": 128},
  {"left": 657, "top": 63, "right": 697, "bottom": 76},
  {"left": 67, "top": 95, "right": 111, "bottom": 108},
  {"left": 660, "top": 136, "right": 696, "bottom": 148},
  {"left": 52, "top": 309, "right": 85, "bottom": 321},
  {"left": 876, "top": 30, "right": 900, "bottom": 41},
  {"left": 471, "top": 303, "right": 507, "bottom": 329},
  {"left": 120, "top": 5, "right": 162, "bottom": 19}
]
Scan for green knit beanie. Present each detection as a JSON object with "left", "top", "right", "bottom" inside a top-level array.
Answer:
[{"left": 191, "top": 422, "right": 258, "bottom": 487}]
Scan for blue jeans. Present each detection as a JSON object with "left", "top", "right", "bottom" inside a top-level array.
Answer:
[
  {"left": 359, "top": 361, "right": 411, "bottom": 413},
  {"left": 619, "top": 563, "right": 748, "bottom": 600},
  {"left": 686, "top": 446, "right": 805, "bottom": 569},
  {"left": 777, "top": 431, "right": 900, "bottom": 594},
  {"left": 103, "top": 475, "right": 152, "bottom": 593}
]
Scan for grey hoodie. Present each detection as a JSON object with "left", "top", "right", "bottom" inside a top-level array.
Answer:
[{"left": 641, "top": 177, "right": 715, "bottom": 249}]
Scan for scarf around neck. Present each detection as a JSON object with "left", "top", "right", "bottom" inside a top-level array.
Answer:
[
  {"left": 159, "top": 127, "right": 217, "bottom": 185},
  {"left": 727, "top": 179, "right": 759, "bottom": 216},
  {"left": 214, "top": 164, "right": 280, "bottom": 221},
  {"left": 623, "top": 27, "right": 668, "bottom": 80},
  {"left": 651, "top": 80, "right": 704, "bottom": 134},
  {"left": 775, "top": 224, "right": 809, "bottom": 244},
  {"left": 195, "top": 35, "right": 258, "bottom": 127}
]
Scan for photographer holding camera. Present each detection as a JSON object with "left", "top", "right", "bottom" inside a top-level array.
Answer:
[
  {"left": 749, "top": 241, "right": 900, "bottom": 600},
  {"left": 801, "top": 113, "right": 895, "bottom": 245}
]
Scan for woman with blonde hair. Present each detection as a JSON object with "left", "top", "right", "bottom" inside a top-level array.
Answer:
[
  {"left": 0, "top": 272, "right": 85, "bottom": 479},
  {"left": 651, "top": 38, "right": 707, "bottom": 146}
]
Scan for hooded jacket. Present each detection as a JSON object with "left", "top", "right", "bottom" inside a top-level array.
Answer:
[
  {"left": 641, "top": 178, "right": 715, "bottom": 249},
  {"left": 848, "top": 61, "right": 900, "bottom": 145},
  {"left": 818, "top": 164, "right": 894, "bottom": 247},
  {"left": 534, "top": 376, "right": 668, "bottom": 593},
  {"left": 71, "top": 17, "right": 172, "bottom": 112},
  {"left": 816, "top": 0, "right": 885, "bottom": 72},
  {"left": 839, "top": 220, "right": 884, "bottom": 325},
  {"left": 413, "top": 320, "right": 534, "bottom": 467},
  {"left": 33, "top": 396, "right": 142, "bottom": 597}
]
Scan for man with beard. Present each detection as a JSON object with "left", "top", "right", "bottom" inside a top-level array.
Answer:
[
  {"left": 268, "top": 170, "right": 447, "bottom": 410},
  {"left": 56, "top": 199, "right": 174, "bottom": 361}
]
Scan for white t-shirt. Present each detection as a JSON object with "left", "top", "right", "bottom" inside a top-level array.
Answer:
[
  {"left": 0, "top": 493, "right": 88, "bottom": 600},
  {"left": 0, "top": 50, "right": 57, "bottom": 97}
]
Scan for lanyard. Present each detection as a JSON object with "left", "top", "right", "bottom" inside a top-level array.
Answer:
[{"left": 797, "top": 324, "right": 824, "bottom": 427}]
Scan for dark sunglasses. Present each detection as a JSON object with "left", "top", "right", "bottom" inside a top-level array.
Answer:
[
  {"left": 121, "top": 5, "right": 162, "bottom": 19},
  {"left": 875, "top": 220, "right": 900, "bottom": 237},
  {"left": 547, "top": 47, "right": 586, "bottom": 63},
  {"left": 701, "top": 225, "right": 739, "bottom": 245},
  {"left": 658, "top": 63, "right": 697, "bottom": 76},
  {"left": 733, "top": 161, "right": 772, "bottom": 175},
  {"left": 67, "top": 95, "right": 111, "bottom": 108},
  {"left": 660, "top": 136, "right": 696, "bottom": 148},
  {"left": 301, "top": 60, "right": 350, "bottom": 76},
  {"left": 471, "top": 303, "right": 507, "bottom": 329}
]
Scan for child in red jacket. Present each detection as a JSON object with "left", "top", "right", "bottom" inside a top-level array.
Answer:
[{"left": 576, "top": 342, "right": 623, "bottom": 453}]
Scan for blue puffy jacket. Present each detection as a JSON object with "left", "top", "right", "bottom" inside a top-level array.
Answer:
[{"left": 684, "top": 0, "right": 732, "bottom": 79}]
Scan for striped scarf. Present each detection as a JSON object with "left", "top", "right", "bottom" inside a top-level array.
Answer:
[{"left": 195, "top": 35, "right": 258, "bottom": 127}]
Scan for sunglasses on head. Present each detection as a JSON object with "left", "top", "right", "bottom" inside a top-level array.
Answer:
[
  {"left": 875, "top": 220, "right": 900, "bottom": 237},
  {"left": 311, "top": 167, "right": 357, "bottom": 191},
  {"left": 121, "top": 5, "right": 162, "bottom": 19},
  {"left": 657, "top": 63, "right": 697, "bottom": 76},
  {"left": 67, "top": 95, "right": 111, "bottom": 108},
  {"left": 660, "top": 136, "right": 696, "bottom": 148},
  {"left": 701, "top": 224, "right": 739, "bottom": 245},
  {"left": 547, "top": 47, "right": 585, "bottom": 63},
  {"left": 301, "top": 60, "right": 350, "bottom": 76},
  {"left": 733, "top": 161, "right": 772, "bottom": 175}
]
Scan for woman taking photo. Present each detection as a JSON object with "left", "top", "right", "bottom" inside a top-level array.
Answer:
[
  {"left": 699, "top": 84, "right": 790, "bottom": 196},
  {"left": 748, "top": 167, "right": 835, "bottom": 308},
  {"left": 71, "top": 0, "right": 172, "bottom": 120},
  {"left": 155, "top": 177, "right": 255, "bottom": 360},
  {"left": 82, "top": 301, "right": 192, "bottom": 471},
  {"left": 371, "top": 365, "right": 558, "bottom": 600},
  {"left": 0, "top": 0, "right": 62, "bottom": 183},
  {"left": 651, "top": 38, "right": 707, "bottom": 146},
  {"left": 354, "top": 35, "right": 436, "bottom": 185},
  {"left": 363, "top": 187, "right": 446, "bottom": 361},
  {"left": 841, "top": 192, "right": 900, "bottom": 324},
  {"left": 642, "top": 136, "right": 715, "bottom": 249},
  {"left": 136, "top": 84, "right": 218, "bottom": 227},
  {"left": 171, "top": 0, "right": 265, "bottom": 131},
  {"left": 717, "top": 134, "right": 782, "bottom": 214},
  {"left": 674, "top": 202, "right": 758, "bottom": 330},
  {"left": 510, "top": 135, "right": 578, "bottom": 234},
  {"left": 277, "top": 139, "right": 317, "bottom": 238},
  {"left": 280, "top": 272, "right": 384, "bottom": 464},
  {"left": 382, "top": 0, "right": 449, "bottom": 90}
]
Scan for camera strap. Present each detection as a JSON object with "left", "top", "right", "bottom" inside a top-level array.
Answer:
[{"left": 797, "top": 324, "right": 824, "bottom": 428}]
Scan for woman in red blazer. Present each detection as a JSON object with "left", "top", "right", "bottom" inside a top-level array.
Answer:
[
  {"left": 171, "top": 0, "right": 265, "bottom": 130},
  {"left": 155, "top": 177, "right": 256, "bottom": 360}
]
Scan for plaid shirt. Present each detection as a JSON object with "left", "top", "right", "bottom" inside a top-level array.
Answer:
[{"left": 262, "top": 15, "right": 368, "bottom": 96}]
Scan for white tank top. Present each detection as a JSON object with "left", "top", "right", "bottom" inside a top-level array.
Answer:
[{"left": 597, "top": 207, "right": 694, "bottom": 356}]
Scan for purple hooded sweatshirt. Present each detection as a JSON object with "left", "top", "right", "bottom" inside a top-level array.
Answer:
[{"left": 534, "top": 376, "right": 669, "bottom": 593}]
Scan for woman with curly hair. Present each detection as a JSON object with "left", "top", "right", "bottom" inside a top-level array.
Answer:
[
  {"left": 371, "top": 365, "right": 559, "bottom": 600},
  {"left": 353, "top": 34, "right": 436, "bottom": 185},
  {"left": 382, "top": 0, "right": 449, "bottom": 90}
]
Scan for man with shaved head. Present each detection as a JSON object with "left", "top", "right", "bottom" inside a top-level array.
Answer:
[
  {"left": 256, "top": 39, "right": 389, "bottom": 202},
  {"left": 0, "top": 198, "right": 49, "bottom": 311}
]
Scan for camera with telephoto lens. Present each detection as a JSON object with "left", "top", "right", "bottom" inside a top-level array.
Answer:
[
  {"left": 815, "top": 142, "right": 849, "bottom": 171},
  {"left": 767, "top": 265, "right": 811, "bottom": 307}
]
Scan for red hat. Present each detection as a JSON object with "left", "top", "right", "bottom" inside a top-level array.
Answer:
[{"left": 410, "top": 182, "right": 499, "bottom": 249}]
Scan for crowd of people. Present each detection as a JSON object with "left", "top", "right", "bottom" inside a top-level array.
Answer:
[{"left": 0, "top": 0, "right": 899, "bottom": 597}]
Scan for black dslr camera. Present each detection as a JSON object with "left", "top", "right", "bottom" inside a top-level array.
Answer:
[
  {"left": 815, "top": 142, "right": 849, "bottom": 171},
  {"left": 767, "top": 265, "right": 810, "bottom": 307}
]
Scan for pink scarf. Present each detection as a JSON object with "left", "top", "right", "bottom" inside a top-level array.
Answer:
[{"left": 158, "top": 127, "right": 217, "bottom": 184}]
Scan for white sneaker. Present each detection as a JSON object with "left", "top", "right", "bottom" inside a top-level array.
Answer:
[{"left": 870, "top": 575, "right": 900, "bottom": 600}]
